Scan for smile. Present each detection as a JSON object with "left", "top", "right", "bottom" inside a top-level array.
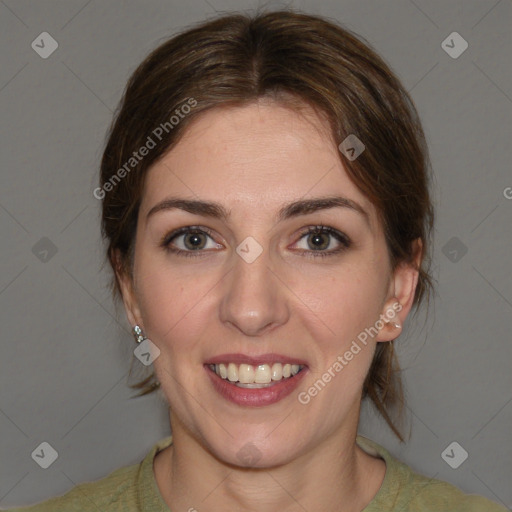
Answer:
[
  {"left": 208, "top": 362, "right": 305, "bottom": 388},
  {"left": 204, "top": 354, "right": 309, "bottom": 406}
]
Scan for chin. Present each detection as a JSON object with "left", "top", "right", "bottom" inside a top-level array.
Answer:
[{"left": 206, "top": 432, "right": 304, "bottom": 470}]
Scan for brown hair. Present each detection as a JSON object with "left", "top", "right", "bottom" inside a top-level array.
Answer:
[{"left": 99, "top": 9, "right": 435, "bottom": 442}]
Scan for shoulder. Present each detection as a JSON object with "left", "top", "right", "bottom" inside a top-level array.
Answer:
[
  {"left": 5, "top": 463, "right": 139, "bottom": 512},
  {"left": 356, "top": 435, "right": 508, "bottom": 512},
  {"left": 399, "top": 470, "right": 508, "bottom": 512},
  {"left": 4, "top": 436, "right": 174, "bottom": 512}
]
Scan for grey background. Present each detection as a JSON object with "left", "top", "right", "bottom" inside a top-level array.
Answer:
[{"left": 1, "top": 0, "right": 511, "bottom": 509}]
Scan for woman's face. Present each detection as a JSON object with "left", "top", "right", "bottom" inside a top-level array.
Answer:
[{"left": 120, "top": 99, "right": 417, "bottom": 467}]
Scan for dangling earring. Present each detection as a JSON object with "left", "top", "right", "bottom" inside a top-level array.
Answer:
[
  {"left": 131, "top": 325, "right": 161, "bottom": 390},
  {"left": 132, "top": 324, "right": 146, "bottom": 344}
]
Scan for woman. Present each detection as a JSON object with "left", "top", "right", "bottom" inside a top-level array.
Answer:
[{"left": 9, "top": 9, "right": 506, "bottom": 512}]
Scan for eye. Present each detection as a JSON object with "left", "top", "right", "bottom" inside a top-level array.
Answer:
[
  {"left": 161, "top": 224, "right": 351, "bottom": 259},
  {"left": 293, "top": 225, "right": 351, "bottom": 258},
  {"left": 161, "top": 226, "right": 222, "bottom": 257}
]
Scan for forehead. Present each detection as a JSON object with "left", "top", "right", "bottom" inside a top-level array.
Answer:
[{"left": 141, "top": 100, "right": 378, "bottom": 231}]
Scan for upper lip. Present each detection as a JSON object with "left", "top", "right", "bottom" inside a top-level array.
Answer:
[{"left": 205, "top": 353, "right": 308, "bottom": 366}]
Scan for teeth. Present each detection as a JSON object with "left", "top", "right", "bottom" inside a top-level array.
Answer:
[
  {"left": 239, "top": 364, "right": 255, "bottom": 384},
  {"left": 271, "top": 363, "right": 282, "bottom": 381},
  {"left": 255, "top": 364, "right": 271, "bottom": 384},
  {"left": 218, "top": 363, "right": 227, "bottom": 379},
  {"left": 227, "top": 363, "right": 238, "bottom": 382},
  {"left": 210, "top": 362, "right": 304, "bottom": 385}
]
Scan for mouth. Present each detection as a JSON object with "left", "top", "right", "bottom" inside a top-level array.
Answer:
[
  {"left": 208, "top": 362, "right": 305, "bottom": 388},
  {"left": 204, "top": 354, "right": 308, "bottom": 406}
]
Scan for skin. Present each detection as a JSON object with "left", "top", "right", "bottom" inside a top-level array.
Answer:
[{"left": 117, "top": 98, "right": 422, "bottom": 512}]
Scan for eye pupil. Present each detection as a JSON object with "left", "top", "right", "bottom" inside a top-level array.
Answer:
[
  {"left": 185, "top": 232, "right": 205, "bottom": 250},
  {"left": 309, "top": 233, "right": 329, "bottom": 250}
]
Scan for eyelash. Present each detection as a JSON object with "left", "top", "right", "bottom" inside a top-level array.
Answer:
[{"left": 160, "top": 225, "right": 351, "bottom": 259}]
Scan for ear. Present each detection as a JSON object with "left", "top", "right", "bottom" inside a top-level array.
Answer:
[
  {"left": 113, "top": 249, "right": 143, "bottom": 328},
  {"left": 376, "top": 238, "right": 423, "bottom": 342}
]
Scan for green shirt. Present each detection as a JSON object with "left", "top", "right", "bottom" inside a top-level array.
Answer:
[{"left": 7, "top": 435, "right": 507, "bottom": 511}]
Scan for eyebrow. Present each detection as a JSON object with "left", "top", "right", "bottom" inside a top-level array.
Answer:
[{"left": 146, "top": 195, "right": 370, "bottom": 227}]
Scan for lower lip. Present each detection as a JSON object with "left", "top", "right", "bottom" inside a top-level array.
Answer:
[{"left": 205, "top": 365, "right": 308, "bottom": 407}]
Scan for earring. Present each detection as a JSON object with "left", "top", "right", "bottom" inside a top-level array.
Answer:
[
  {"left": 132, "top": 324, "right": 146, "bottom": 344},
  {"left": 132, "top": 325, "right": 161, "bottom": 390},
  {"left": 385, "top": 315, "right": 401, "bottom": 329},
  {"left": 385, "top": 302, "right": 402, "bottom": 329}
]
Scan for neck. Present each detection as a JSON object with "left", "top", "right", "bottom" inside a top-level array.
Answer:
[{"left": 154, "top": 415, "right": 386, "bottom": 512}]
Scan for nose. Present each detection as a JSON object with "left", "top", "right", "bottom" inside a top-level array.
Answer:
[{"left": 219, "top": 245, "right": 290, "bottom": 337}]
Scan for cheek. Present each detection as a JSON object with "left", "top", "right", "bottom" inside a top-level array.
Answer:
[
  {"left": 293, "top": 263, "right": 385, "bottom": 345},
  {"left": 134, "top": 254, "right": 220, "bottom": 355},
  {"left": 293, "top": 271, "right": 382, "bottom": 411}
]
